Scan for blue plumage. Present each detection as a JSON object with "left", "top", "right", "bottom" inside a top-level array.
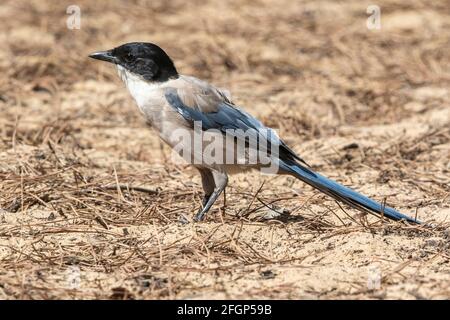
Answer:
[
  {"left": 279, "top": 160, "right": 419, "bottom": 223},
  {"left": 165, "top": 87, "right": 419, "bottom": 224}
]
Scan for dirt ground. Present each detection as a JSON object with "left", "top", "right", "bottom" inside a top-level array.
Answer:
[{"left": 0, "top": 0, "right": 449, "bottom": 299}]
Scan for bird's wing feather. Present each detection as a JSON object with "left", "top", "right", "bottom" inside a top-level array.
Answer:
[{"left": 163, "top": 78, "right": 308, "bottom": 165}]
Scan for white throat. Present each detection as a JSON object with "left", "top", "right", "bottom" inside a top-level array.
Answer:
[{"left": 116, "top": 65, "right": 161, "bottom": 108}]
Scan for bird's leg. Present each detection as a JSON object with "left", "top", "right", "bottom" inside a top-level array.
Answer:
[
  {"left": 179, "top": 168, "right": 215, "bottom": 224},
  {"left": 192, "top": 168, "right": 216, "bottom": 221},
  {"left": 202, "top": 193, "right": 212, "bottom": 207},
  {"left": 222, "top": 188, "right": 226, "bottom": 211},
  {"left": 194, "top": 171, "right": 228, "bottom": 222},
  {"left": 198, "top": 168, "right": 215, "bottom": 205}
]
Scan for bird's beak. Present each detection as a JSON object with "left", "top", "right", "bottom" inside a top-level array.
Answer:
[{"left": 88, "top": 50, "right": 118, "bottom": 64}]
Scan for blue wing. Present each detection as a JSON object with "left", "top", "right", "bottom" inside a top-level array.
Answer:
[{"left": 164, "top": 87, "right": 308, "bottom": 165}]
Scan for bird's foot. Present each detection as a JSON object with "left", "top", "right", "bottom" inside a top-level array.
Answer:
[
  {"left": 193, "top": 194, "right": 212, "bottom": 222},
  {"left": 178, "top": 214, "right": 191, "bottom": 225},
  {"left": 193, "top": 210, "right": 206, "bottom": 222}
]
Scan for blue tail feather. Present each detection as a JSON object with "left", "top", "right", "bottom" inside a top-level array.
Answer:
[{"left": 280, "top": 161, "right": 419, "bottom": 223}]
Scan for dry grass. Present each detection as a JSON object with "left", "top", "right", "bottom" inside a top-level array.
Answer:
[{"left": 0, "top": 0, "right": 449, "bottom": 299}]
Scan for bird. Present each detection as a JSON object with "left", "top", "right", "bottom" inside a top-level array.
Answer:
[{"left": 89, "top": 42, "right": 419, "bottom": 224}]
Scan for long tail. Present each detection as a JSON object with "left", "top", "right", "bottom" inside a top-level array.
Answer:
[{"left": 279, "top": 160, "right": 420, "bottom": 223}]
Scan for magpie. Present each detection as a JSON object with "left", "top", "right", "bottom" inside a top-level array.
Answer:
[{"left": 89, "top": 42, "right": 419, "bottom": 223}]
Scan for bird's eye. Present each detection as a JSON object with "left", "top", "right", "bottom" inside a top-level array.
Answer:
[{"left": 120, "top": 52, "right": 132, "bottom": 63}]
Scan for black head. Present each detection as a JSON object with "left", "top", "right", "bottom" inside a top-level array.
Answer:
[{"left": 89, "top": 42, "right": 178, "bottom": 82}]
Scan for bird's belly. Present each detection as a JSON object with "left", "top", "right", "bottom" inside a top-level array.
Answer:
[{"left": 159, "top": 126, "right": 277, "bottom": 174}]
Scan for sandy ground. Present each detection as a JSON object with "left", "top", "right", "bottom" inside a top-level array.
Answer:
[{"left": 0, "top": 0, "right": 449, "bottom": 299}]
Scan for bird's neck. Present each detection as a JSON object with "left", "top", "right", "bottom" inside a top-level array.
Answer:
[{"left": 117, "top": 65, "right": 161, "bottom": 107}]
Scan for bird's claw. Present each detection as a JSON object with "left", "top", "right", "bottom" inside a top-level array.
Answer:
[
  {"left": 178, "top": 215, "right": 191, "bottom": 225},
  {"left": 193, "top": 210, "right": 205, "bottom": 222}
]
